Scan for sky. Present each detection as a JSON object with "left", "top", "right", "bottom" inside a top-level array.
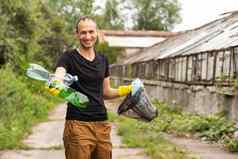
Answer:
[
  {"left": 95, "top": 0, "right": 238, "bottom": 31},
  {"left": 174, "top": 0, "right": 238, "bottom": 31}
]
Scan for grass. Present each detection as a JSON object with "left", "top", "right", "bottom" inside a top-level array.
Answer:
[
  {"left": 148, "top": 101, "right": 238, "bottom": 152},
  {"left": 0, "top": 67, "right": 60, "bottom": 149},
  {"left": 108, "top": 111, "right": 195, "bottom": 159}
]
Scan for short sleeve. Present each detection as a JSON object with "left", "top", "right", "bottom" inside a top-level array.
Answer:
[
  {"left": 104, "top": 56, "right": 110, "bottom": 78},
  {"left": 56, "top": 52, "right": 71, "bottom": 71}
]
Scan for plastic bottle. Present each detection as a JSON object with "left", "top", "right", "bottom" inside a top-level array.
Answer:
[
  {"left": 26, "top": 63, "right": 89, "bottom": 108},
  {"left": 49, "top": 73, "right": 78, "bottom": 86},
  {"left": 48, "top": 75, "right": 89, "bottom": 108}
]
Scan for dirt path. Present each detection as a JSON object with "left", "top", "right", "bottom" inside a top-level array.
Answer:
[
  {"left": 167, "top": 135, "right": 238, "bottom": 159},
  {"left": 0, "top": 103, "right": 149, "bottom": 159}
]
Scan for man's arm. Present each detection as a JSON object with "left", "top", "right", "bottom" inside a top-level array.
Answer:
[
  {"left": 103, "top": 77, "right": 132, "bottom": 99},
  {"left": 103, "top": 77, "right": 120, "bottom": 99},
  {"left": 54, "top": 67, "right": 66, "bottom": 82}
]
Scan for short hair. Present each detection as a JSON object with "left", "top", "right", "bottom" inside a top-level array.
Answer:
[{"left": 75, "top": 16, "right": 96, "bottom": 33}]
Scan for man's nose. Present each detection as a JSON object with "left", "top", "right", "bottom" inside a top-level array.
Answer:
[{"left": 85, "top": 32, "right": 91, "bottom": 39}]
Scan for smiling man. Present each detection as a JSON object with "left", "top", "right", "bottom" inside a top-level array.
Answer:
[{"left": 50, "top": 16, "right": 132, "bottom": 159}]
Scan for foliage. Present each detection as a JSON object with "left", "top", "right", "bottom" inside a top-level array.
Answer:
[
  {"left": 96, "top": 42, "right": 124, "bottom": 64},
  {"left": 113, "top": 114, "right": 191, "bottom": 159},
  {"left": 34, "top": 5, "right": 73, "bottom": 70},
  {"left": 107, "top": 112, "right": 118, "bottom": 122},
  {"left": 100, "top": 0, "right": 124, "bottom": 29},
  {"left": 46, "top": 0, "right": 181, "bottom": 32},
  {"left": 47, "top": 0, "right": 97, "bottom": 33},
  {"left": 0, "top": 0, "right": 182, "bottom": 71},
  {"left": 0, "top": 66, "right": 58, "bottom": 149},
  {"left": 152, "top": 101, "right": 238, "bottom": 152},
  {"left": 0, "top": 0, "right": 71, "bottom": 71},
  {"left": 128, "top": 0, "right": 181, "bottom": 30},
  {"left": 224, "top": 139, "right": 238, "bottom": 152},
  {"left": 0, "top": 0, "right": 41, "bottom": 70}
]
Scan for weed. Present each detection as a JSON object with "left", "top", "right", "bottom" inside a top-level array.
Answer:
[
  {"left": 113, "top": 113, "right": 191, "bottom": 159},
  {"left": 153, "top": 101, "right": 238, "bottom": 151},
  {"left": 0, "top": 67, "right": 58, "bottom": 149}
]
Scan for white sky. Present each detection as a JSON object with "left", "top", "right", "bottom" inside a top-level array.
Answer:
[{"left": 174, "top": 0, "right": 238, "bottom": 31}]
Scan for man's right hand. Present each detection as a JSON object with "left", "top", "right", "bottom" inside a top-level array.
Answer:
[
  {"left": 45, "top": 67, "right": 67, "bottom": 96},
  {"left": 45, "top": 80, "right": 62, "bottom": 96}
]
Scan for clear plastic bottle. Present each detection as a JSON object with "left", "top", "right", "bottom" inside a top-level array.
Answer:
[
  {"left": 26, "top": 63, "right": 89, "bottom": 108},
  {"left": 49, "top": 73, "right": 78, "bottom": 86},
  {"left": 48, "top": 74, "right": 89, "bottom": 108}
]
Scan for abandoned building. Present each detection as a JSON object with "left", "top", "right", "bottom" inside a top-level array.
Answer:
[
  {"left": 98, "top": 30, "right": 178, "bottom": 61},
  {"left": 110, "top": 11, "right": 238, "bottom": 120}
]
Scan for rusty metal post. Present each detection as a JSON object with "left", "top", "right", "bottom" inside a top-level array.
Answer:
[
  {"left": 212, "top": 52, "right": 217, "bottom": 83},
  {"left": 232, "top": 47, "right": 237, "bottom": 78},
  {"left": 185, "top": 56, "right": 188, "bottom": 82}
]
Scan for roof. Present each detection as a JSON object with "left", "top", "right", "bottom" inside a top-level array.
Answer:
[
  {"left": 104, "top": 36, "right": 165, "bottom": 48},
  {"left": 124, "top": 11, "right": 238, "bottom": 64},
  {"left": 101, "top": 30, "right": 178, "bottom": 37},
  {"left": 98, "top": 30, "right": 178, "bottom": 48}
]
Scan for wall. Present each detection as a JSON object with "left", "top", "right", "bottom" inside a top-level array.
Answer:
[{"left": 112, "top": 76, "right": 238, "bottom": 120}]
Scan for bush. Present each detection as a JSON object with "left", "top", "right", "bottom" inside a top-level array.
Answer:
[
  {"left": 95, "top": 42, "right": 124, "bottom": 64},
  {"left": 154, "top": 101, "right": 238, "bottom": 151},
  {"left": 0, "top": 67, "right": 56, "bottom": 149}
]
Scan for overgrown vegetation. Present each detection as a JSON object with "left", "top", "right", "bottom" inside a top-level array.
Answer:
[
  {"left": 151, "top": 101, "right": 238, "bottom": 152},
  {"left": 0, "top": 66, "right": 59, "bottom": 149},
  {"left": 108, "top": 112, "right": 195, "bottom": 159},
  {"left": 0, "top": 0, "right": 73, "bottom": 72},
  {"left": 108, "top": 99, "right": 238, "bottom": 159},
  {"left": 96, "top": 42, "right": 124, "bottom": 64}
]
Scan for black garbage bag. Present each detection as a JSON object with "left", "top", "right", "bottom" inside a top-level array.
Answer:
[{"left": 117, "top": 86, "right": 158, "bottom": 122}]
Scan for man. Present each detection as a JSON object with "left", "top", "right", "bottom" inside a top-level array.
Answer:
[{"left": 48, "top": 16, "right": 131, "bottom": 159}]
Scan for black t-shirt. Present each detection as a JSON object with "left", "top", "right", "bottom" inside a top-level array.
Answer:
[{"left": 56, "top": 49, "right": 109, "bottom": 121}]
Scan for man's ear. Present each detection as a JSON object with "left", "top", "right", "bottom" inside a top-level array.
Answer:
[{"left": 75, "top": 31, "right": 80, "bottom": 40}]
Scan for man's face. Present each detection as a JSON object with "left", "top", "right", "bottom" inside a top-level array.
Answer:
[{"left": 76, "top": 19, "right": 97, "bottom": 49}]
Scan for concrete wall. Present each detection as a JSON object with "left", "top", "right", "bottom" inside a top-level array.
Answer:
[{"left": 112, "top": 77, "right": 238, "bottom": 120}]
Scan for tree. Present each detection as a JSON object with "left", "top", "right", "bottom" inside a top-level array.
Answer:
[
  {"left": 45, "top": 0, "right": 124, "bottom": 64},
  {"left": 129, "top": 0, "right": 181, "bottom": 31},
  {"left": 96, "top": 42, "right": 124, "bottom": 64},
  {"left": 46, "top": 0, "right": 96, "bottom": 34},
  {"left": 0, "top": 0, "right": 72, "bottom": 71},
  {"left": 100, "top": 0, "right": 124, "bottom": 30}
]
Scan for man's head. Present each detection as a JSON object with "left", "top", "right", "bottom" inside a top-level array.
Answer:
[{"left": 75, "top": 16, "right": 98, "bottom": 49}]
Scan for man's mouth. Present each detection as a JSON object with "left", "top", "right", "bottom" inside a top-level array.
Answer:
[{"left": 84, "top": 40, "right": 92, "bottom": 44}]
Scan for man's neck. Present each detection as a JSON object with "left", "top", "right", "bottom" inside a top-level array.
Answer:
[{"left": 78, "top": 47, "right": 95, "bottom": 61}]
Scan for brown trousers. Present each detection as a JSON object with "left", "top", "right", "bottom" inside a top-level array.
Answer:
[{"left": 63, "top": 120, "right": 112, "bottom": 159}]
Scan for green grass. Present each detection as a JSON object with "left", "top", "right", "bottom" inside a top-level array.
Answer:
[
  {"left": 110, "top": 112, "right": 194, "bottom": 159},
  {"left": 0, "top": 67, "right": 60, "bottom": 149}
]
